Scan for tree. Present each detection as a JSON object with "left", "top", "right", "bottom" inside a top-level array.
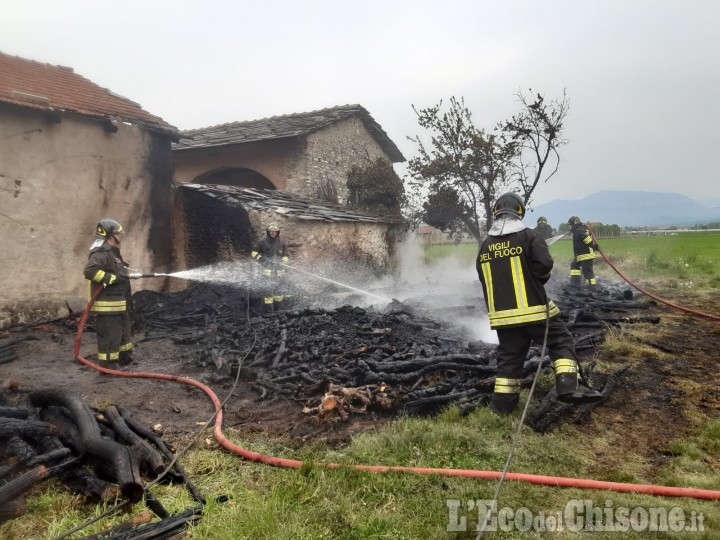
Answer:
[
  {"left": 406, "top": 97, "right": 516, "bottom": 243},
  {"left": 346, "top": 157, "right": 405, "bottom": 219},
  {"left": 502, "top": 89, "right": 570, "bottom": 205},
  {"left": 406, "top": 91, "right": 569, "bottom": 241}
]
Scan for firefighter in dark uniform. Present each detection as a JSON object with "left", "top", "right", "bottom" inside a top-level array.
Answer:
[
  {"left": 568, "top": 216, "right": 599, "bottom": 289},
  {"left": 534, "top": 216, "right": 553, "bottom": 240},
  {"left": 83, "top": 219, "right": 133, "bottom": 366},
  {"left": 476, "top": 194, "right": 602, "bottom": 414},
  {"left": 251, "top": 222, "right": 289, "bottom": 313}
]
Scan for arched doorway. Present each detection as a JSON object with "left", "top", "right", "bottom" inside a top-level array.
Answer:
[{"left": 196, "top": 167, "right": 275, "bottom": 189}]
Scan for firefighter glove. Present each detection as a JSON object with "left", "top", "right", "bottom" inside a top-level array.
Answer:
[{"left": 101, "top": 273, "right": 118, "bottom": 286}]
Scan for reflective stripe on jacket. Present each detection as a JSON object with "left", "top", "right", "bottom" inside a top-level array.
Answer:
[
  {"left": 571, "top": 224, "right": 597, "bottom": 261},
  {"left": 477, "top": 228, "right": 559, "bottom": 329},
  {"left": 83, "top": 243, "right": 131, "bottom": 313},
  {"left": 252, "top": 236, "right": 289, "bottom": 276}
]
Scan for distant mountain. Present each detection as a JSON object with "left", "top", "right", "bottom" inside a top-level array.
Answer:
[{"left": 530, "top": 191, "right": 720, "bottom": 228}]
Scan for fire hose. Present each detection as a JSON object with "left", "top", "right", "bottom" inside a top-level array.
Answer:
[
  {"left": 71, "top": 283, "right": 720, "bottom": 501},
  {"left": 585, "top": 225, "right": 720, "bottom": 322}
]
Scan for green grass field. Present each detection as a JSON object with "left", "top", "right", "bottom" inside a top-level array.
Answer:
[{"left": 425, "top": 232, "right": 720, "bottom": 288}]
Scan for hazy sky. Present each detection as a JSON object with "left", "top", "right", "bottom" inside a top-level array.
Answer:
[{"left": 2, "top": 0, "right": 719, "bottom": 206}]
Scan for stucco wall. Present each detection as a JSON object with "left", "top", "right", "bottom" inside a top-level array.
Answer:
[
  {"left": 304, "top": 117, "right": 390, "bottom": 204},
  {"left": 0, "top": 107, "right": 175, "bottom": 327},
  {"left": 173, "top": 139, "right": 303, "bottom": 189}
]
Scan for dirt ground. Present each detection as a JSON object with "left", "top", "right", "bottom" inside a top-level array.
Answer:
[
  {"left": 0, "top": 318, "right": 388, "bottom": 449},
  {"left": 1, "top": 283, "right": 719, "bottom": 471}
]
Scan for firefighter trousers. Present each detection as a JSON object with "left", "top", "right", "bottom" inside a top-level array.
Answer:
[
  {"left": 570, "top": 258, "right": 596, "bottom": 286},
  {"left": 95, "top": 312, "right": 132, "bottom": 362},
  {"left": 491, "top": 317, "right": 578, "bottom": 413}
]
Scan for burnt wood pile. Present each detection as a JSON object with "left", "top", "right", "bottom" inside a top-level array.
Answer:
[
  {"left": 131, "top": 279, "right": 657, "bottom": 427},
  {"left": 0, "top": 383, "right": 203, "bottom": 535}
]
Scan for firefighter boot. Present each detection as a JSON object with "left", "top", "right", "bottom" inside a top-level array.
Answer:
[
  {"left": 569, "top": 275, "right": 582, "bottom": 287},
  {"left": 118, "top": 351, "right": 134, "bottom": 367},
  {"left": 555, "top": 373, "right": 603, "bottom": 404},
  {"left": 490, "top": 393, "right": 519, "bottom": 415},
  {"left": 262, "top": 300, "right": 274, "bottom": 315}
]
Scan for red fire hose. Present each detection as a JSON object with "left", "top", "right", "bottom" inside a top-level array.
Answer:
[
  {"left": 586, "top": 225, "right": 720, "bottom": 321},
  {"left": 73, "top": 288, "right": 720, "bottom": 500}
]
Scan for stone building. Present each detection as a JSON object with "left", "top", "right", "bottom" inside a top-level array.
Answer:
[
  {"left": 0, "top": 51, "right": 178, "bottom": 326},
  {"left": 171, "top": 106, "right": 407, "bottom": 283},
  {"left": 179, "top": 183, "right": 401, "bottom": 274},
  {"left": 172, "top": 105, "right": 405, "bottom": 204}
]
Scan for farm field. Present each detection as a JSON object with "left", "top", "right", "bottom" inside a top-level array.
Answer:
[{"left": 425, "top": 232, "right": 720, "bottom": 289}]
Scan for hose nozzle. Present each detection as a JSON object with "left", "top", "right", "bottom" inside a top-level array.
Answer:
[{"left": 128, "top": 272, "right": 167, "bottom": 279}]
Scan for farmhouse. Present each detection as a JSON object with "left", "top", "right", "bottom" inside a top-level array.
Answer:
[
  {"left": 0, "top": 52, "right": 407, "bottom": 325},
  {"left": 0, "top": 51, "right": 178, "bottom": 326},
  {"left": 171, "top": 106, "right": 407, "bottom": 279}
]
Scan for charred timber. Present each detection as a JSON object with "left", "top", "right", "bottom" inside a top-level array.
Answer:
[
  {"left": 103, "top": 406, "right": 166, "bottom": 477},
  {"left": 29, "top": 389, "right": 144, "bottom": 502},
  {"left": 0, "top": 417, "right": 56, "bottom": 439},
  {"left": 117, "top": 406, "right": 205, "bottom": 504}
]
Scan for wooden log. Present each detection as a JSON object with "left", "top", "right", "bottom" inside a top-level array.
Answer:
[
  {"left": 0, "top": 406, "right": 29, "bottom": 419},
  {"left": 118, "top": 406, "right": 205, "bottom": 504},
  {"left": 103, "top": 406, "right": 165, "bottom": 477},
  {"left": 72, "top": 510, "right": 153, "bottom": 540},
  {"left": 0, "top": 465, "right": 49, "bottom": 504},
  {"left": 0, "top": 417, "right": 56, "bottom": 439},
  {"left": 29, "top": 389, "right": 144, "bottom": 502},
  {"left": 74, "top": 506, "right": 202, "bottom": 540},
  {"left": 0, "top": 447, "right": 72, "bottom": 481}
]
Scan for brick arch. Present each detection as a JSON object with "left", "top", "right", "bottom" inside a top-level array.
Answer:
[{"left": 194, "top": 167, "right": 276, "bottom": 189}]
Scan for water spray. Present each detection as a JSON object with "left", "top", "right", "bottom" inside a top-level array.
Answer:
[
  {"left": 546, "top": 233, "right": 567, "bottom": 246},
  {"left": 280, "top": 263, "right": 392, "bottom": 303}
]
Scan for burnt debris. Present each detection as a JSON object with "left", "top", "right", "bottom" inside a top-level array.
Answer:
[
  {"left": 0, "top": 383, "right": 203, "bottom": 532},
  {"left": 131, "top": 279, "right": 655, "bottom": 426}
]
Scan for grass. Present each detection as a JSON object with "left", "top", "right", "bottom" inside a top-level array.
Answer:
[
  {"left": 426, "top": 232, "right": 720, "bottom": 290},
  {"left": 3, "top": 236, "right": 720, "bottom": 539},
  {"left": 5, "top": 406, "right": 718, "bottom": 539}
]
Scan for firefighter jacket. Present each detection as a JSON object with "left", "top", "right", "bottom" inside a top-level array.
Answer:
[
  {"left": 251, "top": 236, "right": 289, "bottom": 276},
  {"left": 534, "top": 222, "right": 553, "bottom": 240},
  {"left": 84, "top": 243, "right": 131, "bottom": 314},
  {"left": 571, "top": 223, "right": 598, "bottom": 262},
  {"left": 476, "top": 221, "right": 560, "bottom": 329}
]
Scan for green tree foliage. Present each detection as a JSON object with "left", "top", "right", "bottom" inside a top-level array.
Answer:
[
  {"left": 346, "top": 157, "right": 405, "bottom": 218},
  {"left": 406, "top": 91, "right": 569, "bottom": 241},
  {"left": 406, "top": 97, "right": 516, "bottom": 242},
  {"left": 591, "top": 223, "right": 622, "bottom": 238}
]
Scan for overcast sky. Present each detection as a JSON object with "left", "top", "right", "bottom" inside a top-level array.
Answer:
[{"left": 2, "top": 0, "right": 719, "bottom": 206}]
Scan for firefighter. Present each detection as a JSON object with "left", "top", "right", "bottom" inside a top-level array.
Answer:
[
  {"left": 568, "top": 216, "right": 599, "bottom": 289},
  {"left": 251, "top": 222, "right": 290, "bottom": 313},
  {"left": 534, "top": 216, "right": 553, "bottom": 240},
  {"left": 476, "top": 194, "right": 602, "bottom": 415},
  {"left": 83, "top": 219, "right": 133, "bottom": 366}
]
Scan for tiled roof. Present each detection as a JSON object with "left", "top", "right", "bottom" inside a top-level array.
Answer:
[
  {"left": 180, "top": 183, "right": 398, "bottom": 224},
  {"left": 0, "top": 51, "right": 177, "bottom": 135},
  {"left": 173, "top": 105, "right": 405, "bottom": 162}
]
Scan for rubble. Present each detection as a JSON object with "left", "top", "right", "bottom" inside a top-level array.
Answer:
[{"left": 130, "top": 279, "right": 654, "bottom": 425}]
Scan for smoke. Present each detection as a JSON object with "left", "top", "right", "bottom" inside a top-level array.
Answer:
[{"left": 154, "top": 236, "right": 497, "bottom": 344}]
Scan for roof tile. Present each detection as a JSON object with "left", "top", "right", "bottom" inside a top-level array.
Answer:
[
  {"left": 173, "top": 105, "right": 405, "bottom": 162},
  {"left": 0, "top": 51, "right": 177, "bottom": 134}
]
